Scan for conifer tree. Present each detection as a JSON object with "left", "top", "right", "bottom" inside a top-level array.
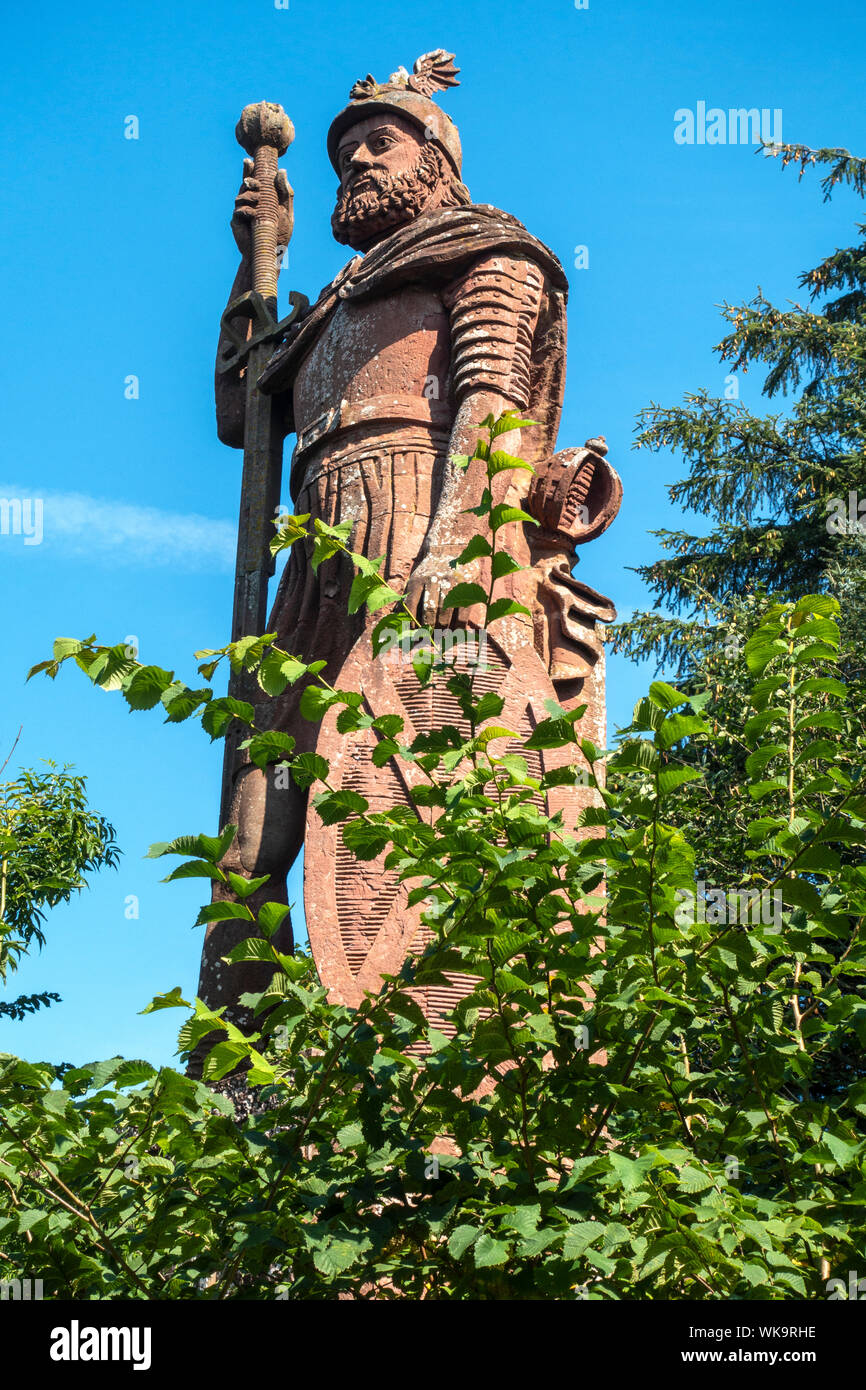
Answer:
[
  {"left": 612, "top": 148, "right": 866, "bottom": 1107},
  {"left": 614, "top": 144, "right": 866, "bottom": 683}
]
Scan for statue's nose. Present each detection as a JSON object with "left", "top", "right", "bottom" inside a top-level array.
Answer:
[{"left": 349, "top": 147, "right": 375, "bottom": 171}]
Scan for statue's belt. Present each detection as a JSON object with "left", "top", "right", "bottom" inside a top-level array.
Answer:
[{"left": 293, "top": 394, "right": 452, "bottom": 462}]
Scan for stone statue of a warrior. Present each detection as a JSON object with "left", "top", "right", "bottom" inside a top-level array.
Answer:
[{"left": 196, "top": 51, "right": 621, "bottom": 1027}]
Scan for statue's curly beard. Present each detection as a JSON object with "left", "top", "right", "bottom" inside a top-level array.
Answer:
[{"left": 331, "top": 145, "right": 444, "bottom": 247}]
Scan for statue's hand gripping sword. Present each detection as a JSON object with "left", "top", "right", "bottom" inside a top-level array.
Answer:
[
  {"left": 218, "top": 102, "right": 309, "bottom": 825},
  {"left": 220, "top": 102, "right": 308, "bottom": 643}
]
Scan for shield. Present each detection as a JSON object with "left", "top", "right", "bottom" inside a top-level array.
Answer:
[{"left": 304, "top": 626, "right": 601, "bottom": 1033}]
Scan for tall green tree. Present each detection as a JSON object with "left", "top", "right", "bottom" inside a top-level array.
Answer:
[
  {"left": 615, "top": 143, "right": 866, "bottom": 681},
  {"left": 612, "top": 145, "right": 866, "bottom": 892},
  {"left": 0, "top": 758, "right": 119, "bottom": 1021}
]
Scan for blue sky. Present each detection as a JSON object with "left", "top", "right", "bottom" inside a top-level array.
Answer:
[{"left": 1, "top": 0, "right": 864, "bottom": 1068}]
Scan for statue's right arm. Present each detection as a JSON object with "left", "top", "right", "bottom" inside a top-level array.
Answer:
[
  {"left": 215, "top": 158, "right": 294, "bottom": 449},
  {"left": 215, "top": 255, "right": 252, "bottom": 449}
]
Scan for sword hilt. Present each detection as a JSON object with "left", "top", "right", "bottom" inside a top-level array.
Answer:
[
  {"left": 216, "top": 289, "right": 310, "bottom": 376},
  {"left": 235, "top": 102, "right": 294, "bottom": 305}
]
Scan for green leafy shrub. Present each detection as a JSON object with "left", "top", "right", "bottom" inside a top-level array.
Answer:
[{"left": 2, "top": 414, "right": 863, "bottom": 1300}]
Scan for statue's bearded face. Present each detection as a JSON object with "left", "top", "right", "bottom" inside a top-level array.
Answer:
[{"left": 332, "top": 115, "right": 446, "bottom": 249}]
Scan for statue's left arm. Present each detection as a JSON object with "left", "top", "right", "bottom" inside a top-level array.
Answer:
[{"left": 406, "top": 252, "right": 547, "bottom": 625}]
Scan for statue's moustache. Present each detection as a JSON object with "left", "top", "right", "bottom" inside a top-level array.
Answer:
[{"left": 346, "top": 169, "right": 389, "bottom": 195}]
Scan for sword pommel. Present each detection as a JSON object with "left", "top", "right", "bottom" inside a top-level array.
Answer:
[{"left": 235, "top": 101, "right": 294, "bottom": 157}]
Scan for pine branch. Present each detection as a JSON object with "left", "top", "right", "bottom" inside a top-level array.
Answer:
[{"left": 761, "top": 142, "right": 866, "bottom": 201}]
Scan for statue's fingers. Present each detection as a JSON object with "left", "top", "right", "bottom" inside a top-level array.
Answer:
[
  {"left": 237, "top": 157, "right": 254, "bottom": 191},
  {"left": 275, "top": 169, "right": 294, "bottom": 203}
]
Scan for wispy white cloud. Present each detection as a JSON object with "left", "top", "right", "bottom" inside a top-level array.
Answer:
[{"left": 0, "top": 486, "right": 235, "bottom": 569}]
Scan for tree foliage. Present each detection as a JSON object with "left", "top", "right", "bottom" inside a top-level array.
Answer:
[
  {"left": 0, "top": 762, "right": 119, "bottom": 1018},
  {"left": 1, "top": 415, "right": 863, "bottom": 1300},
  {"left": 614, "top": 143, "right": 866, "bottom": 679}
]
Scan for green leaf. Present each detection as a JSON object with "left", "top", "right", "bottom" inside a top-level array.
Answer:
[
  {"left": 448, "top": 1224, "right": 479, "bottom": 1260},
  {"left": 453, "top": 535, "right": 492, "bottom": 565},
  {"left": 371, "top": 612, "right": 410, "bottom": 657},
  {"left": 201, "top": 697, "right": 255, "bottom": 739},
  {"left": 487, "top": 597, "right": 532, "bottom": 623},
  {"left": 162, "top": 859, "right": 227, "bottom": 885},
  {"left": 657, "top": 713, "right": 706, "bottom": 750},
  {"left": 52, "top": 637, "right": 86, "bottom": 661},
  {"left": 194, "top": 901, "right": 254, "bottom": 926},
  {"left": 258, "top": 902, "right": 291, "bottom": 937},
  {"left": 348, "top": 571, "right": 400, "bottom": 615},
  {"left": 475, "top": 692, "right": 505, "bottom": 722},
  {"left": 488, "top": 449, "right": 534, "bottom": 476},
  {"left": 124, "top": 666, "right": 174, "bottom": 711},
  {"left": 648, "top": 681, "right": 687, "bottom": 710},
  {"left": 289, "top": 752, "right": 330, "bottom": 788},
  {"left": 240, "top": 731, "right": 297, "bottom": 769},
  {"left": 312, "top": 1240, "right": 363, "bottom": 1277},
  {"left": 677, "top": 1167, "right": 715, "bottom": 1193},
  {"left": 440, "top": 583, "right": 488, "bottom": 610},
  {"left": 311, "top": 789, "right": 369, "bottom": 825},
  {"left": 164, "top": 685, "right": 213, "bottom": 723},
  {"left": 489, "top": 503, "right": 536, "bottom": 531},
  {"left": 657, "top": 766, "right": 702, "bottom": 797},
  {"left": 225, "top": 872, "right": 270, "bottom": 900},
  {"left": 473, "top": 1233, "right": 511, "bottom": 1268},
  {"left": 490, "top": 550, "right": 523, "bottom": 579},
  {"left": 372, "top": 714, "right": 404, "bottom": 738},
  {"left": 489, "top": 412, "right": 538, "bottom": 436},
  {"left": 336, "top": 1123, "right": 365, "bottom": 1150},
  {"left": 562, "top": 1222, "right": 600, "bottom": 1259},
  {"left": 257, "top": 651, "right": 311, "bottom": 696},
  {"left": 525, "top": 717, "right": 576, "bottom": 750},
  {"left": 203, "top": 1040, "right": 252, "bottom": 1081},
  {"left": 476, "top": 725, "right": 518, "bottom": 748},
  {"left": 299, "top": 685, "right": 341, "bottom": 721},
  {"left": 609, "top": 1153, "right": 655, "bottom": 1191},
  {"left": 342, "top": 819, "right": 392, "bottom": 860},
  {"left": 140, "top": 986, "right": 190, "bottom": 1014}
]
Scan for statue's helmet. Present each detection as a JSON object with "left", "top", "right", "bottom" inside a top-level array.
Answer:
[{"left": 327, "top": 49, "right": 462, "bottom": 178}]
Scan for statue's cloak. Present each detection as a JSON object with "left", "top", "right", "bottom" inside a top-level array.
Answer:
[
  {"left": 253, "top": 203, "right": 594, "bottom": 764},
  {"left": 257, "top": 202, "right": 570, "bottom": 495}
]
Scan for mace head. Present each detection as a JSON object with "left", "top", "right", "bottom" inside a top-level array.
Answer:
[{"left": 235, "top": 102, "right": 294, "bottom": 155}]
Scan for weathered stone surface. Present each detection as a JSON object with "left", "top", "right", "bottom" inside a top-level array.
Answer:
[
  {"left": 306, "top": 631, "right": 598, "bottom": 1024},
  {"left": 194, "top": 51, "right": 621, "bottom": 1051}
]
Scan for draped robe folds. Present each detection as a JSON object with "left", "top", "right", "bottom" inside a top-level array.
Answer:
[{"left": 253, "top": 202, "right": 615, "bottom": 746}]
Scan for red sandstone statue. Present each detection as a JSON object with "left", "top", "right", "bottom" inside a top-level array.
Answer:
[{"left": 196, "top": 52, "right": 621, "bottom": 1031}]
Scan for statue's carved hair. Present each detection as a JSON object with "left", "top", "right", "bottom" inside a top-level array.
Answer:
[{"left": 428, "top": 144, "right": 472, "bottom": 207}]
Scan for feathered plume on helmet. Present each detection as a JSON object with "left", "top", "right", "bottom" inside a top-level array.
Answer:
[{"left": 327, "top": 50, "right": 463, "bottom": 177}]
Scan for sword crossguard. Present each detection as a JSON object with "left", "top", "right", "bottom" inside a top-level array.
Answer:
[{"left": 216, "top": 288, "right": 310, "bottom": 376}]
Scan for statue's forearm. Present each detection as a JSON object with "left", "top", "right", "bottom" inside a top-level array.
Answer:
[
  {"left": 215, "top": 257, "right": 252, "bottom": 449},
  {"left": 424, "top": 389, "right": 523, "bottom": 555}
]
